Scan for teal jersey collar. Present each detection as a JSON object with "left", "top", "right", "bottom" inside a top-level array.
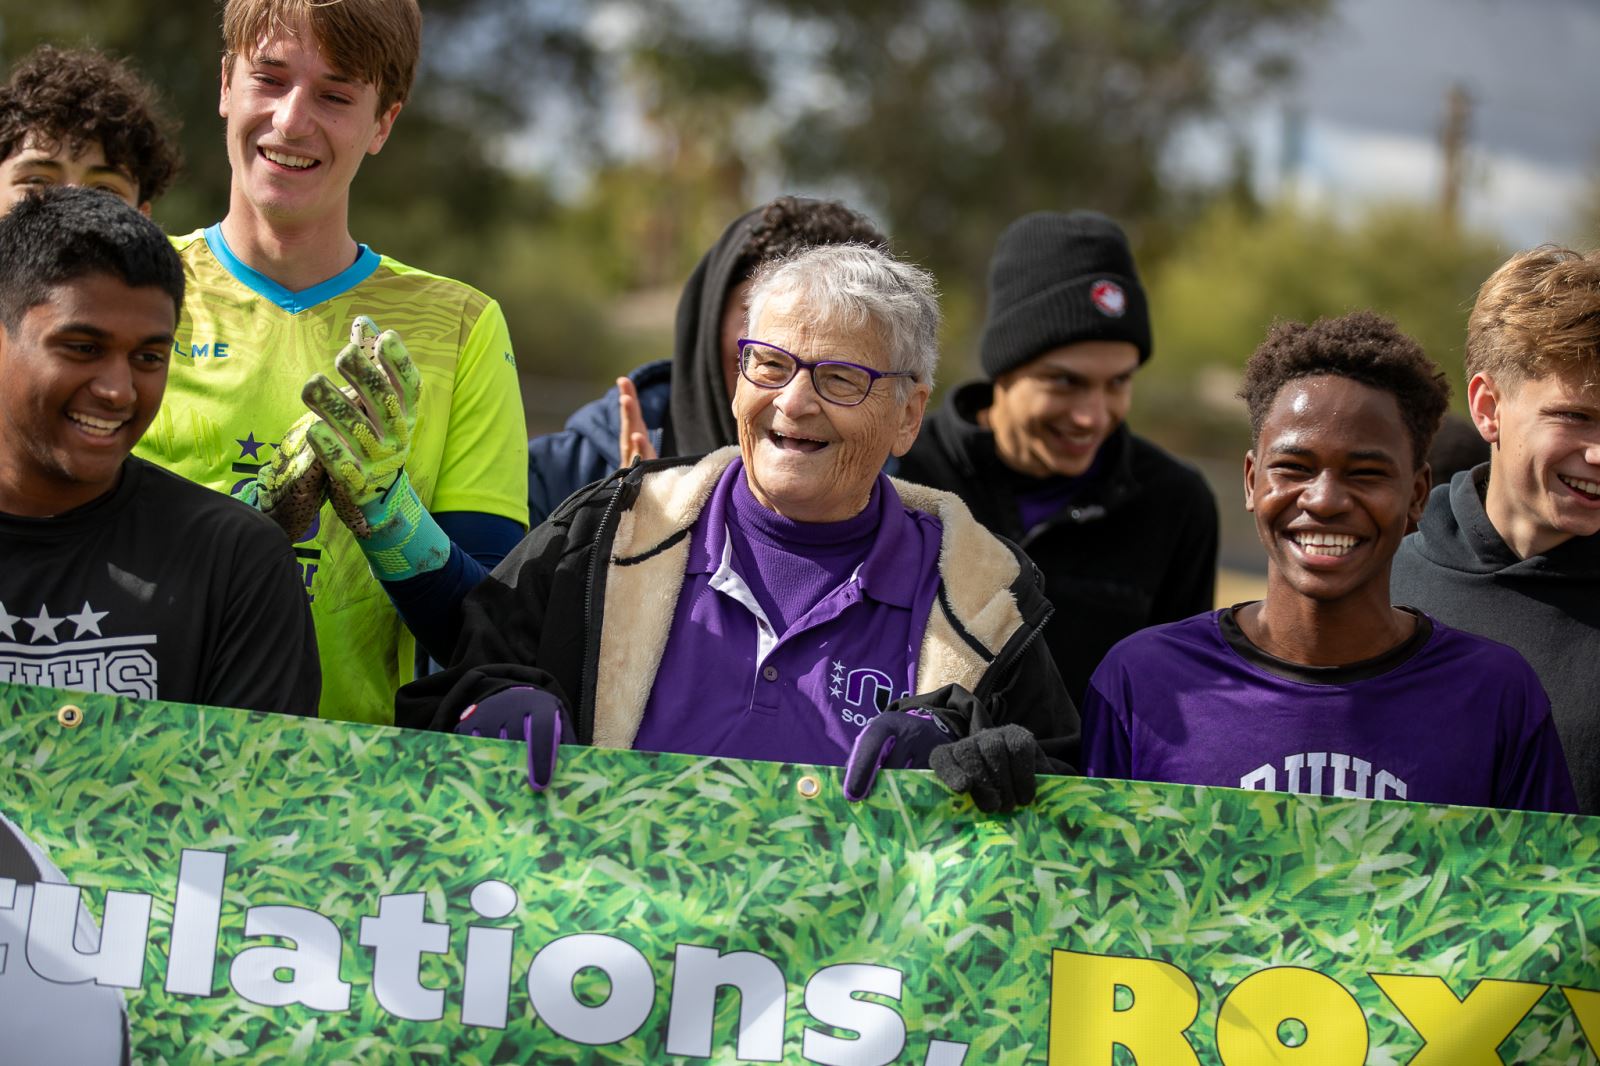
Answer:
[{"left": 204, "top": 223, "right": 381, "bottom": 314}]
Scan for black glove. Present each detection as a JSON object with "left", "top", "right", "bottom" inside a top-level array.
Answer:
[
  {"left": 454, "top": 686, "right": 573, "bottom": 793},
  {"left": 929, "top": 724, "right": 1040, "bottom": 812},
  {"left": 842, "top": 709, "right": 956, "bottom": 801}
]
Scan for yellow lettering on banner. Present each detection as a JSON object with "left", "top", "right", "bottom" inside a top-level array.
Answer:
[
  {"left": 1048, "top": 949, "right": 1201, "bottom": 1065},
  {"left": 1562, "top": 988, "right": 1600, "bottom": 1052},
  {"left": 1372, "top": 974, "right": 1548, "bottom": 1065},
  {"left": 1215, "top": 967, "right": 1366, "bottom": 1065}
]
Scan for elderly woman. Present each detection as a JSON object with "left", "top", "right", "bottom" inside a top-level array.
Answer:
[{"left": 397, "top": 244, "right": 1078, "bottom": 810}]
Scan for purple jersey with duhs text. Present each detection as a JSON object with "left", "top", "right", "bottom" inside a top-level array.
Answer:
[
  {"left": 633, "top": 461, "right": 944, "bottom": 765},
  {"left": 1080, "top": 609, "right": 1577, "bottom": 814}
]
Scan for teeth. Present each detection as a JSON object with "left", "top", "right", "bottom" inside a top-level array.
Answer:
[
  {"left": 1292, "top": 532, "right": 1357, "bottom": 556},
  {"left": 69, "top": 413, "right": 123, "bottom": 436},
  {"left": 1560, "top": 474, "right": 1600, "bottom": 496},
  {"left": 263, "top": 148, "right": 316, "bottom": 169}
]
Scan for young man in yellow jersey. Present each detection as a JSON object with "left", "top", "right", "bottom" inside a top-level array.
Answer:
[{"left": 136, "top": 0, "right": 529, "bottom": 723}]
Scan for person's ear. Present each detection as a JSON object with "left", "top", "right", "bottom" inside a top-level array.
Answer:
[
  {"left": 366, "top": 101, "right": 403, "bottom": 155},
  {"left": 1243, "top": 449, "right": 1257, "bottom": 512},
  {"left": 1409, "top": 459, "right": 1431, "bottom": 527},
  {"left": 891, "top": 382, "right": 931, "bottom": 457},
  {"left": 1467, "top": 372, "right": 1502, "bottom": 446},
  {"left": 137, "top": 200, "right": 152, "bottom": 218},
  {"left": 218, "top": 56, "right": 232, "bottom": 119}
]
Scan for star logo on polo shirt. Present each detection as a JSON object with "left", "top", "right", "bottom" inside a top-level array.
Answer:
[
  {"left": 24, "top": 605, "right": 63, "bottom": 643},
  {"left": 0, "top": 601, "right": 19, "bottom": 640},
  {"left": 66, "top": 602, "right": 109, "bottom": 637},
  {"left": 236, "top": 432, "right": 267, "bottom": 460}
]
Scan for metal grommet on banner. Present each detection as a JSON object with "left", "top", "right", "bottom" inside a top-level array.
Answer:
[
  {"left": 57, "top": 704, "right": 84, "bottom": 728},
  {"left": 796, "top": 775, "right": 821, "bottom": 800}
]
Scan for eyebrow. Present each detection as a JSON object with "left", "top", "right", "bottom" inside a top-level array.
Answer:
[
  {"left": 53, "top": 322, "right": 175, "bottom": 346},
  {"left": 10, "top": 145, "right": 134, "bottom": 176},
  {"left": 1039, "top": 365, "right": 1134, "bottom": 384},
  {"left": 11, "top": 156, "right": 63, "bottom": 172},
  {"left": 1544, "top": 400, "right": 1600, "bottom": 416},
  {"left": 252, "top": 54, "right": 360, "bottom": 85},
  {"left": 86, "top": 164, "right": 136, "bottom": 182},
  {"left": 1270, "top": 444, "right": 1399, "bottom": 463}
]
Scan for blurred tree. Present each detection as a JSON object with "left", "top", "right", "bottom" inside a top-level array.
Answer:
[
  {"left": 1140, "top": 199, "right": 1508, "bottom": 455},
  {"left": 622, "top": 0, "right": 1332, "bottom": 282}
]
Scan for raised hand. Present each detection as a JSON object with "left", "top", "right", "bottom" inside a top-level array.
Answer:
[
  {"left": 304, "top": 316, "right": 422, "bottom": 539},
  {"left": 616, "top": 376, "right": 657, "bottom": 469}
]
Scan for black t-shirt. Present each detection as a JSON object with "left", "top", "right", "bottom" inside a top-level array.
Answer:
[{"left": 0, "top": 457, "right": 318, "bottom": 715}]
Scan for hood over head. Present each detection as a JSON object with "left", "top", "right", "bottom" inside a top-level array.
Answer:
[{"left": 668, "top": 208, "right": 765, "bottom": 457}]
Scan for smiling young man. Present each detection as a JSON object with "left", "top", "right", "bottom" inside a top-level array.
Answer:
[
  {"left": 1080, "top": 311, "right": 1575, "bottom": 813},
  {"left": 1392, "top": 247, "right": 1600, "bottom": 814},
  {"left": 897, "top": 210, "right": 1218, "bottom": 702},
  {"left": 0, "top": 188, "right": 317, "bottom": 714},
  {"left": 0, "top": 44, "right": 181, "bottom": 215},
  {"left": 134, "top": 0, "right": 529, "bottom": 723}
]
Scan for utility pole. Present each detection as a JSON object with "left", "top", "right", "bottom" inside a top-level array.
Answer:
[{"left": 1440, "top": 83, "right": 1472, "bottom": 229}]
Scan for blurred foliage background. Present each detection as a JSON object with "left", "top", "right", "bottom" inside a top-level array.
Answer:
[{"left": 0, "top": 0, "right": 1577, "bottom": 460}]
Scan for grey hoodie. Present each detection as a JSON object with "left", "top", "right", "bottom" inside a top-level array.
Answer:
[{"left": 1392, "top": 464, "right": 1600, "bottom": 814}]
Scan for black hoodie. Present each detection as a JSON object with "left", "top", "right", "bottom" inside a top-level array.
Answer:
[
  {"left": 1392, "top": 464, "right": 1600, "bottom": 814},
  {"left": 666, "top": 208, "right": 764, "bottom": 456},
  {"left": 897, "top": 381, "right": 1218, "bottom": 703}
]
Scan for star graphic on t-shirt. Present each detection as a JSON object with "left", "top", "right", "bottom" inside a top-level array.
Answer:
[
  {"left": 236, "top": 432, "right": 267, "bottom": 460},
  {"left": 65, "top": 601, "right": 109, "bottom": 638},
  {"left": 24, "top": 606, "right": 62, "bottom": 643},
  {"left": 0, "top": 601, "right": 18, "bottom": 640},
  {"left": 830, "top": 685, "right": 843, "bottom": 699}
]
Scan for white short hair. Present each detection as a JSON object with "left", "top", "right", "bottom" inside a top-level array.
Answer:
[{"left": 746, "top": 243, "right": 941, "bottom": 386}]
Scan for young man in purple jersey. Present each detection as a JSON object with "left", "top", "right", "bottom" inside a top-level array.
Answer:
[{"left": 1080, "top": 311, "right": 1576, "bottom": 813}]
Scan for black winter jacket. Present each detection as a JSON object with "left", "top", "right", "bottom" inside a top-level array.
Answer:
[
  {"left": 896, "top": 382, "right": 1219, "bottom": 702},
  {"left": 1392, "top": 464, "right": 1600, "bottom": 814},
  {"left": 397, "top": 448, "right": 1080, "bottom": 769}
]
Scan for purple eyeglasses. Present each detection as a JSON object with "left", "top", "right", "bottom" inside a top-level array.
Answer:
[{"left": 737, "top": 339, "right": 915, "bottom": 407}]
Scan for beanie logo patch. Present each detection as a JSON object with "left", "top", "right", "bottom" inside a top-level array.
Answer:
[{"left": 1090, "top": 279, "right": 1126, "bottom": 318}]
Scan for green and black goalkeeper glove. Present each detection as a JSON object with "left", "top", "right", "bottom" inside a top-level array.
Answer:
[
  {"left": 234, "top": 408, "right": 325, "bottom": 540},
  {"left": 304, "top": 317, "right": 447, "bottom": 581}
]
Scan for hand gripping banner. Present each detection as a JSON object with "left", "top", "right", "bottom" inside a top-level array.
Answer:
[{"left": 1, "top": 681, "right": 1598, "bottom": 1064}]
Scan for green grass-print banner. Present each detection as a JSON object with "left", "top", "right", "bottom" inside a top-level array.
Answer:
[{"left": 1, "top": 680, "right": 1598, "bottom": 1065}]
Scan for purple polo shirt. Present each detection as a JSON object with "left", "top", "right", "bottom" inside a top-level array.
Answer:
[
  {"left": 1080, "top": 608, "right": 1579, "bottom": 814},
  {"left": 634, "top": 460, "right": 944, "bottom": 764}
]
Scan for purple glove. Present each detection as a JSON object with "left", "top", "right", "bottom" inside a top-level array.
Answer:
[
  {"left": 454, "top": 687, "right": 573, "bottom": 793},
  {"left": 843, "top": 709, "right": 955, "bottom": 802}
]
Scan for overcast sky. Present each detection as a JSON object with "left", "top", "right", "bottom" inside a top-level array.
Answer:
[{"left": 1253, "top": 0, "right": 1600, "bottom": 245}]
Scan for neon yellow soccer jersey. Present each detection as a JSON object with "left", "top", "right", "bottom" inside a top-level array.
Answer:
[{"left": 137, "top": 227, "right": 529, "bottom": 723}]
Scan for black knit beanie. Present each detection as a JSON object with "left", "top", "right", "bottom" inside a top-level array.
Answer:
[{"left": 979, "top": 210, "right": 1152, "bottom": 379}]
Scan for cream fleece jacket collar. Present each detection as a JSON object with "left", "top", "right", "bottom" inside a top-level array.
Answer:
[{"left": 591, "top": 447, "right": 1026, "bottom": 748}]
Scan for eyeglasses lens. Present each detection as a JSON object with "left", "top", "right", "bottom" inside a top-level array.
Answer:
[
  {"left": 814, "top": 363, "right": 872, "bottom": 404},
  {"left": 742, "top": 343, "right": 874, "bottom": 405}
]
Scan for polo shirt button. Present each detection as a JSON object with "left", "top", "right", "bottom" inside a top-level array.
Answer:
[{"left": 762, "top": 666, "right": 779, "bottom": 682}]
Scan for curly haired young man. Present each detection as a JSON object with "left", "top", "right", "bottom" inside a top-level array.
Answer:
[{"left": 1080, "top": 311, "right": 1575, "bottom": 813}]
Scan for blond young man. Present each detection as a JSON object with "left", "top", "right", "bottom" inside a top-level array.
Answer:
[
  {"left": 1392, "top": 247, "right": 1600, "bottom": 814},
  {"left": 135, "top": 0, "right": 529, "bottom": 724}
]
